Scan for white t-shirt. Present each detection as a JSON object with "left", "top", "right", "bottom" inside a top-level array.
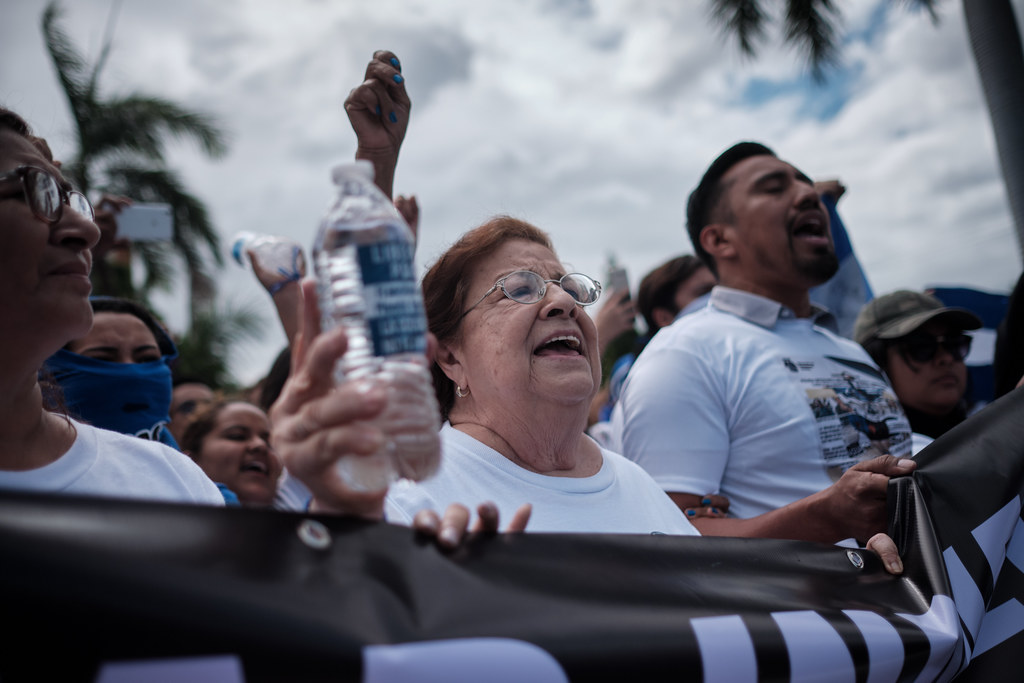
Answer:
[
  {"left": 0, "top": 418, "right": 224, "bottom": 505},
  {"left": 612, "top": 287, "right": 911, "bottom": 520},
  {"left": 385, "top": 423, "right": 700, "bottom": 535}
]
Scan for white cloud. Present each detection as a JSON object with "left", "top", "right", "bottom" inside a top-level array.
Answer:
[{"left": 3, "top": 0, "right": 1021, "bottom": 384}]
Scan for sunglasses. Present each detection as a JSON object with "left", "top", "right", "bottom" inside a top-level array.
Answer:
[
  {"left": 0, "top": 165, "right": 94, "bottom": 224},
  {"left": 898, "top": 333, "right": 972, "bottom": 364}
]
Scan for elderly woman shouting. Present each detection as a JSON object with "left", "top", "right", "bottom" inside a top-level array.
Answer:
[
  {"left": 274, "top": 50, "right": 906, "bottom": 570},
  {"left": 383, "top": 217, "right": 700, "bottom": 534}
]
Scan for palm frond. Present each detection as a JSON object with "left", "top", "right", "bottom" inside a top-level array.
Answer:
[
  {"left": 85, "top": 0, "right": 123, "bottom": 103},
  {"left": 173, "top": 303, "right": 265, "bottom": 390},
  {"left": 41, "top": 1, "right": 89, "bottom": 116},
  {"left": 709, "top": 0, "right": 769, "bottom": 56},
  {"left": 899, "top": 0, "right": 940, "bottom": 25},
  {"left": 784, "top": 0, "right": 842, "bottom": 81},
  {"left": 89, "top": 257, "right": 141, "bottom": 301},
  {"left": 103, "top": 163, "right": 224, "bottom": 264},
  {"left": 102, "top": 164, "right": 224, "bottom": 305},
  {"left": 84, "top": 96, "right": 228, "bottom": 163},
  {"left": 131, "top": 241, "right": 177, "bottom": 293},
  {"left": 42, "top": 0, "right": 95, "bottom": 189}
]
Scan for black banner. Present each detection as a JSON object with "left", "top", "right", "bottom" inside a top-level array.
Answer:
[{"left": 2, "top": 389, "right": 1023, "bottom": 682}]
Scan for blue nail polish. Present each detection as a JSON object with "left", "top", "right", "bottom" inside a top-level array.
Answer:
[
  {"left": 686, "top": 509, "right": 696, "bottom": 517},
  {"left": 711, "top": 507, "right": 720, "bottom": 514},
  {"left": 701, "top": 497, "right": 712, "bottom": 506},
  {"left": 393, "top": 74, "right": 404, "bottom": 84},
  {"left": 390, "top": 57, "right": 401, "bottom": 71},
  {"left": 388, "top": 111, "right": 398, "bottom": 123},
  {"left": 375, "top": 105, "right": 381, "bottom": 116}
]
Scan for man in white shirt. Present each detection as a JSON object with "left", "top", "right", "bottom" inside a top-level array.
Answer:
[{"left": 613, "top": 142, "right": 914, "bottom": 543}]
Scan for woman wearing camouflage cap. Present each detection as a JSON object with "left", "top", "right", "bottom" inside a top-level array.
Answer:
[{"left": 854, "top": 290, "right": 982, "bottom": 443}]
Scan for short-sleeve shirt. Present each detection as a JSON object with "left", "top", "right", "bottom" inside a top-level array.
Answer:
[
  {"left": 611, "top": 287, "right": 911, "bottom": 519},
  {"left": 386, "top": 424, "right": 700, "bottom": 535},
  {"left": 0, "top": 419, "right": 224, "bottom": 505}
]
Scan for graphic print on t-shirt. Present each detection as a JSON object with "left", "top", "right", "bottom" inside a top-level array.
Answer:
[{"left": 782, "top": 355, "right": 912, "bottom": 481}]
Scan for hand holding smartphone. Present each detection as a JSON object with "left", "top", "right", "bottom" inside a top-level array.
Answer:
[{"left": 606, "top": 266, "right": 630, "bottom": 301}]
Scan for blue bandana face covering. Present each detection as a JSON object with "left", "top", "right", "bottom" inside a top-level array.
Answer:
[{"left": 45, "top": 348, "right": 179, "bottom": 449}]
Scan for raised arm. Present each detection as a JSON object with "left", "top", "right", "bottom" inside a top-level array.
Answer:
[{"left": 344, "top": 50, "right": 410, "bottom": 201}]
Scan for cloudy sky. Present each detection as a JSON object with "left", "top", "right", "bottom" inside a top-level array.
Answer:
[{"left": 3, "top": 0, "right": 1023, "bottom": 384}]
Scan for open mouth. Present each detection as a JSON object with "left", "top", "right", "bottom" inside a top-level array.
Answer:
[
  {"left": 534, "top": 334, "right": 583, "bottom": 357},
  {"left": 240, "top": 460, "right": 269, "bottom": 476},
  {"left": 791, "top": 212, "right": 828, "bottom": 239}
]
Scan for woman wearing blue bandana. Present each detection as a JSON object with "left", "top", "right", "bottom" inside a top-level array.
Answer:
[
  {"left": 46, "top": 297, "right": 181, "bottom": 450},
  {"left": 45, "top": 297, "right": 245, "bottom": 505}
]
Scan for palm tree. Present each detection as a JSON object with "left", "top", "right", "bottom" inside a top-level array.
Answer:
[
  {"left": 708, "top": 0, "right": 1024, "bottom": 262},
  {"left": 41, "top": 0, "right": 228, "bottom": 318},
  {"left": 40, "top": 1, "right": 264, "bottom": 388}
]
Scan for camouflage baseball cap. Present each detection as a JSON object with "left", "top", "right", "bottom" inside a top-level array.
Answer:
[{"left": 853, "top": 290, "right": 982, "bottom": 344}]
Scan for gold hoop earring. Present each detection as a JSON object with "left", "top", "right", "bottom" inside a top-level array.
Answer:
[{"left": 455, "top": 384, "right": 469, "bottom": 398}]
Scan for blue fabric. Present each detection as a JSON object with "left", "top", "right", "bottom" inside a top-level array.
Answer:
[
  {"left": 929, "top": 286, "right": 1010, "bottom": 406},
  {"left": 809, "top": 195, "right": 874, "bottom": 339},
  {"left": 929, "top": 287, "right": 1009, "bottom": 328},
  {"left": 599, "top": 352, "right": 637, "bottom": 422},
  {"left": 45, "top": 348, "right": 178, "bottom": 449},
  {"left": 216, "top": 482, "right": 241, "bottom": 507}
]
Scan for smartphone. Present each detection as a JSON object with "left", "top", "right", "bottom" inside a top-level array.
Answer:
[
  {"left": 115, "top": 203, "right": 174, "bottom": 241},
  {"left": 606, "top": 266, "right": 630, "bottom": 301}
]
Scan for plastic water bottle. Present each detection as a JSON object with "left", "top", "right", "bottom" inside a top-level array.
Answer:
[
  {"left": 231, "top": 232, "right": 306, "bottom": 295},
  {"left": 312, "top": 160, "right": 441, "bottom": 492}
]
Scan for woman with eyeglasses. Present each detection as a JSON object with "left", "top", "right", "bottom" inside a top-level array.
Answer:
[
  {"left": 0, "top": 106, "right": 222, "bottom": 504},
  {"left": 376, "top": 216, "right": 700, "bottom": 534},
  {"left": 854, "top": 290, "right": 983, "bottom": 445}
]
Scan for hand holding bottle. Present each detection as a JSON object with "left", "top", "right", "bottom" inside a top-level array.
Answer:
[
  {"left": 232, "top": 232, "right": 306, "bottom": 296},
  {"left": 312, "top": 161, "right": 441, "bottom": 492}
]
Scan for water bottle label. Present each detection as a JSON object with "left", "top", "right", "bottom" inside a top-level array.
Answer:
[{"left": 358, "top": 239, "right": 427, "bottom": 356}]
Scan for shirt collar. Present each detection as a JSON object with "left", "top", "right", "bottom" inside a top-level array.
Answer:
[{"left": 709, "top": 286, "right": 838, "bottom": 332}]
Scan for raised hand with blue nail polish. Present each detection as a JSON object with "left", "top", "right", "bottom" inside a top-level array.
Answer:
[{"left": 343, "top": 49, "right": 411, "bottom": 201}]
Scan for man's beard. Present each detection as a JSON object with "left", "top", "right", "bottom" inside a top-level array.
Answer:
[{"left": 795, "top": 246, "right": 840, "bottom": 285}]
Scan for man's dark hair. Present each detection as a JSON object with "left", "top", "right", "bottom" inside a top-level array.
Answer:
[
  {"left": 685, "top": 142, "right": 776, "bottom": 276},
  {"left": 636, "top": 255, "right": 707, "bottom": 332}
]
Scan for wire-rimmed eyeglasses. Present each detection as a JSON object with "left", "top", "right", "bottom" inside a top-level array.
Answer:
[{"left": 461, "top": 270, "right": 602, "bottom": 319}]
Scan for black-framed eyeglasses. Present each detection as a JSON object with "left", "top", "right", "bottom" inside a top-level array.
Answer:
[
  {"left": 461, "top": 270, "right": 602, "bottom": 319},
  {"left": 898, "top": 333, "right": 972, "bottom": 364},
  {"left": 0, "top": 166, "right": 94, "bottom": 224}
]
